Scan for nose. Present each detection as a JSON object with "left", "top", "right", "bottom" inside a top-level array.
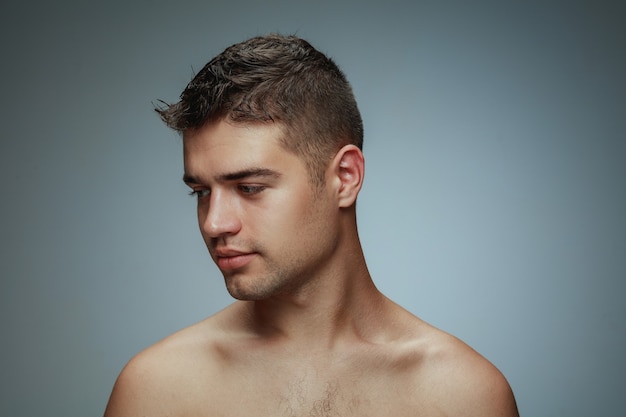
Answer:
[{"left": 199, "top": 190, "right": 242, "bottom": 239}]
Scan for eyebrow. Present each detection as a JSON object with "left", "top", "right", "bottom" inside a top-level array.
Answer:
[{"left": 183, "top": 168, "right": 281, "bottom": 185}]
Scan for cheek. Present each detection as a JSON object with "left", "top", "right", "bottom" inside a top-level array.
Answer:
[{"left": 255, "top": 189, "right": 319, "bottom": 237}]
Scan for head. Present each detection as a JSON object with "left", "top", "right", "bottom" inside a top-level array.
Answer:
[
  {"left": 181, "top": 120, "right": 365, "bottom": 300},
  {"left": 156, "top": 34, "right": 363, "bottom": 189}
]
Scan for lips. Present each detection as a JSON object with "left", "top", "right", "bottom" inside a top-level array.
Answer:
[{"left": 214, "top": 249, "right": 256, "bottom": 271}]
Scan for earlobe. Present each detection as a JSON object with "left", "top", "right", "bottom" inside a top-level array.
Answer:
[{"left": 334, "top": 145, "right": 365, "bottom": 208}]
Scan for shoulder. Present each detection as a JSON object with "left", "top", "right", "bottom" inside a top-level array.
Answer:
[
  {"left": 406, "top": 325, "right": 519, "bottom": 417},
  {"left": 103, "top": 307, "right": 238, "bottom": 417}
]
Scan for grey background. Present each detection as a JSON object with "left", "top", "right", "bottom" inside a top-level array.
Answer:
[{"left": 1, "top": 1, "right": 624, "bottom": 416}]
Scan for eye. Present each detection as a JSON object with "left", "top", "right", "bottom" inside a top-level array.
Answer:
[
  {"left": 189, "top": 189, "right": 211, "bottom": 199},
  {"left": 238, "top": 184, "right": 266, "bottom": 195}
]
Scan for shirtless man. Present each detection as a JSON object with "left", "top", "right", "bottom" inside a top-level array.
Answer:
[{"left": 104, "top": 34, "right": 519, "bottom": 417}]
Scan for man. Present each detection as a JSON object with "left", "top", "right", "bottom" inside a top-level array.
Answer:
[{"left": 104, "top": 34, "right": 518, "bottom": 416}]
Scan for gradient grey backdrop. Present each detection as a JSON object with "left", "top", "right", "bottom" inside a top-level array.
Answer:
[{"left": 1, "top": 1, "right": 624, "bottom": 416}]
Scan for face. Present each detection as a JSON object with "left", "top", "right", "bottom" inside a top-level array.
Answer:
[{"left": 183, "top": 120, "right": 340, "bottom": 301}]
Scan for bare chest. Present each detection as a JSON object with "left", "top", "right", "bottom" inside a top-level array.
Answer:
[
  {"left": 275, "top": 377, "right": 368, "bottom": 417},
  {"left": 187, "top": 367, "right": 429, "bottom": 417}
]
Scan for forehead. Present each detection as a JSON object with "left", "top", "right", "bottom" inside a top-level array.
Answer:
[{"left": 182, "top": 120, "right": 301, "bottom": 178}]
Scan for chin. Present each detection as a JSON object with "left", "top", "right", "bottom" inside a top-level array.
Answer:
[
  {"left": 225, "top": 279, "right": 274, "bottom": 301},
  {"left": 227, "top": 289, "right": 272, "bottom": 301},
  {"left": 223, "top": 268, "right": 297, "bottom": 301}
]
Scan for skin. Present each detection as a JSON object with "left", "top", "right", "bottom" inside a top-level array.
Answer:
[{"left": 104, "top": 120, "right": 519, "bottom": 417}]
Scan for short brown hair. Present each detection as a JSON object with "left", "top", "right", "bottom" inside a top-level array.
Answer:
[{"left": 156, "top": 34, "right": 363, "bottom": 187}]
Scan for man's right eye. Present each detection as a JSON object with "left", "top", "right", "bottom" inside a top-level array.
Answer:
[{"left": 189, "top": 189, "right": 211, "bottom": 199}]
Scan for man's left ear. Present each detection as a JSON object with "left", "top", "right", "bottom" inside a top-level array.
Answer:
[{"left": 332, "top": 145, "right": 365, "bottom": 208}]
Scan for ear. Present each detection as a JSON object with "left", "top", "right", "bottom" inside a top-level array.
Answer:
[{"left": 331, "top": 145, "right": 365, "bottom": 208}]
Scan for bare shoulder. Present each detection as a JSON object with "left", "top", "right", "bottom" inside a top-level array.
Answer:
[
  {"left": 103, "top": 305, "right": 237, "bottom": 417},
  {"left": 404, "top": 320, "right": 519, "bottom": 417}
]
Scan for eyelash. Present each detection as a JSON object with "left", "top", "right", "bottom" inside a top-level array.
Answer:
[
  {"left": 188, "top": 185, "right": 266, "bottom": 198},
  {"left": 189, "top": 189, "right": 210, "bottom": 199},
  {"left": 238, "top": 185, "right": 266, "bottom": 195}
]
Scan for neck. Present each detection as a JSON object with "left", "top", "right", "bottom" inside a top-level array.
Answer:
[{"left": 240, "top": 241, "right": 387, "bottom": 348}]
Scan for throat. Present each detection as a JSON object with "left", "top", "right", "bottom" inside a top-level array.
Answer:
[{"left": 244, "top": 274, "right": 384, "bottom": 345}]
